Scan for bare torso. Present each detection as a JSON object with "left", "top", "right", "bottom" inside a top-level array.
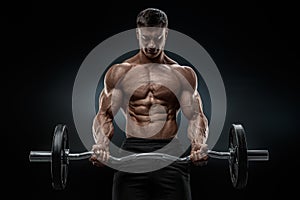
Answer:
[{"left": 119, "top": 63, "right": 182, "bottom": 139}]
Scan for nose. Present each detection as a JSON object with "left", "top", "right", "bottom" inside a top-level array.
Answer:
[{"left": 147, "top": 40, "right": 156, "bottom": 49}]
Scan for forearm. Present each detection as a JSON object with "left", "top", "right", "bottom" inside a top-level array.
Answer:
[
  {"left": 187, "top": 113, "right": 209, "bottom": 149},
  {"left": 92, "top": 113, "right": 114, "bottom": 149},
  {"left": 92, "top": 87, "right": 122, "bottom": 149}
]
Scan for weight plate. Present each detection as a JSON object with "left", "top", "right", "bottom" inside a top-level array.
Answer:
[
  {"left": 229, "top": 124, "right": 248, "bottom": 189},
  {"left": 51, "top": 124, "right": 69, "bottom": 190}
]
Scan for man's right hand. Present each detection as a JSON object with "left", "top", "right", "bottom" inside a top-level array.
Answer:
[{"left": 89, "top": 144, "right": 110, "bottom": 167}]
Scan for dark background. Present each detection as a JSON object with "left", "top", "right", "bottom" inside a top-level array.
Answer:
[{"left": 5, "top": 1, "right": 299, "bottom": 199}]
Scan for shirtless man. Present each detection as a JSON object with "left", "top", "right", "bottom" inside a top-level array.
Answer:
[{"left": 90, "top": 8, "right": 209, "bottom": 200}]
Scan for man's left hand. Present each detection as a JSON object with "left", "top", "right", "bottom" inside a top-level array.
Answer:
[{"left": 190, "top": 143, "right": 209, "bottom": 166}]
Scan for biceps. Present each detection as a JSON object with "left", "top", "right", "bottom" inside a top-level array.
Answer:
[
  {"left": 99, "top": 88, "right": 123, "bottom": 116},
  {"left": 180, "top": 90, "right": 202, "bottom": 120}
]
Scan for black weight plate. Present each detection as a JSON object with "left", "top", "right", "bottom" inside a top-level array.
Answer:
[
  {"left": 229, "top": 124, "right": 248, "bottom": 189},
  {"left": 51, "top": 124, "right": 69, "bottom": 190}
]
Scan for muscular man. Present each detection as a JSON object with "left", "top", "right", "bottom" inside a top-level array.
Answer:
[{"left": 90, "top": 8, "right": 209, "bottom": 200}]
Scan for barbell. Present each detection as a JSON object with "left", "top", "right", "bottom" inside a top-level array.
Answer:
[{"left": 29, "top": 123, "right": 269, "bottom": 190}]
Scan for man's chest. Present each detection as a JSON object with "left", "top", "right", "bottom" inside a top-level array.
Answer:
[{"left": 120, "top": 64, "right": 182, "bottom": 99}]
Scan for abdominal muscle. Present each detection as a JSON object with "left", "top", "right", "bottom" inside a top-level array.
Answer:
[
  {"left": 124, "top": 89, "right": 180, "bottom": 139},
  {"left": 126, "top": 111, "right": 178, "bottom": 139}
]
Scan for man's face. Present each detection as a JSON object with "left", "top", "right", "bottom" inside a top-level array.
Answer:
[{"left": 137, "top": 27, "right": 168, "bottom": 59}]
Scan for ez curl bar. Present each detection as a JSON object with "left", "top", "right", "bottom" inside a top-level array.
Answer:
[{"left": 29, "top": 124, "right": 269, "bottom": 190}]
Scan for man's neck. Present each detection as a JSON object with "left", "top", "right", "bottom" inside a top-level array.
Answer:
[{"left": 138, "top": 50, "right": 166, "bottom": 64}]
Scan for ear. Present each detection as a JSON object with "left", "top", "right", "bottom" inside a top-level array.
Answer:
[
  {"left": 165, "top": 28, "right": 169, "bottom": 38},
  {"left": 136, "top": 28, "right": 140, "bottom": 40}
]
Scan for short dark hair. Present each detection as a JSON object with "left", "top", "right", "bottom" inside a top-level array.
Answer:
[{"left": 136, "top": 8, "right": 168, "bottom": 28}]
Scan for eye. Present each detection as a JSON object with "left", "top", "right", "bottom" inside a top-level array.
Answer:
[
  {"left": 142, "top": 35, "right": 150, "bottom": 40},
  {"left": 154, "top": 35, "right": 163, "bottom": 41}
]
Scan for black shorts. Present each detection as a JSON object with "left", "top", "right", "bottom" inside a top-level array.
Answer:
[{"left": 112, "top": 137, "right": 192, "bottom": 200}]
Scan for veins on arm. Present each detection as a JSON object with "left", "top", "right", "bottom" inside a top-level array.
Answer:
[
  {"left": 178, "top": 66, "right": 209, "bottom": 149},
  {"left": 92, "top": 64, "right": 126, "bottom": 148}
]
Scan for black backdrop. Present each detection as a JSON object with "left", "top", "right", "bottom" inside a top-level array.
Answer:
[{"left": 5, "top": 1, "right": 299, "bottom": 199}]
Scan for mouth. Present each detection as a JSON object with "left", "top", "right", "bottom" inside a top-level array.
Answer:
[{"left": 145, "top": 48, "right": 158, "bottom": 55}]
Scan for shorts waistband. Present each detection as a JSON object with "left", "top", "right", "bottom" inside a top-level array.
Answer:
[
  {"left": 123, "top": 137, "right": 176, "bottom": 144},
  {"left": 120, "top": 137, "right": 183, "bottom": 155}
]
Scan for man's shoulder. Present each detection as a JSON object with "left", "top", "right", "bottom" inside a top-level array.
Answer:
[
  {"left": 104, "top": 62, "right": 132, "bottom": 86},
  {"left": 171, "top": 64, "right": 196, "bottom": 76},
  {"left": 171, "top": 64, "right": 197, "bottom": 89},
  {"left": 109, "top": 62, "right": 132, "bottom": 69},
  {"left": 106, "top": 62, "right": 132, "bottom": 76}
]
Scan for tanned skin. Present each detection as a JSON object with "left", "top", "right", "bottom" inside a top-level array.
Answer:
[{"left": 90, "top": 27, "right": 209, "bottom": 166}]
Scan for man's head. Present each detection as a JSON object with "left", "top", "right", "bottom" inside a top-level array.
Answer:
[
  {"left": 136, "top": 8, "right": 168, "bottom": 28},
  {"left": 136, "top": 8, "right": 168, "bottom": 59}
]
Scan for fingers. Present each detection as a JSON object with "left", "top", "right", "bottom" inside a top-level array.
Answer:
[
  {"left": 94, "top": 149, "right": 110, "bottom": 162},
  {"left": 90, "top": 144, "right": 110, "bottom": 167},
  {"left": 191, "top": 149, "right": 208, "bottom": 160},
  {"left": 89, "top": 155, "right": 98, "bottom": 165},
  {"left": 190, "top": 144, "right": 209, "bottom": 163}
]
